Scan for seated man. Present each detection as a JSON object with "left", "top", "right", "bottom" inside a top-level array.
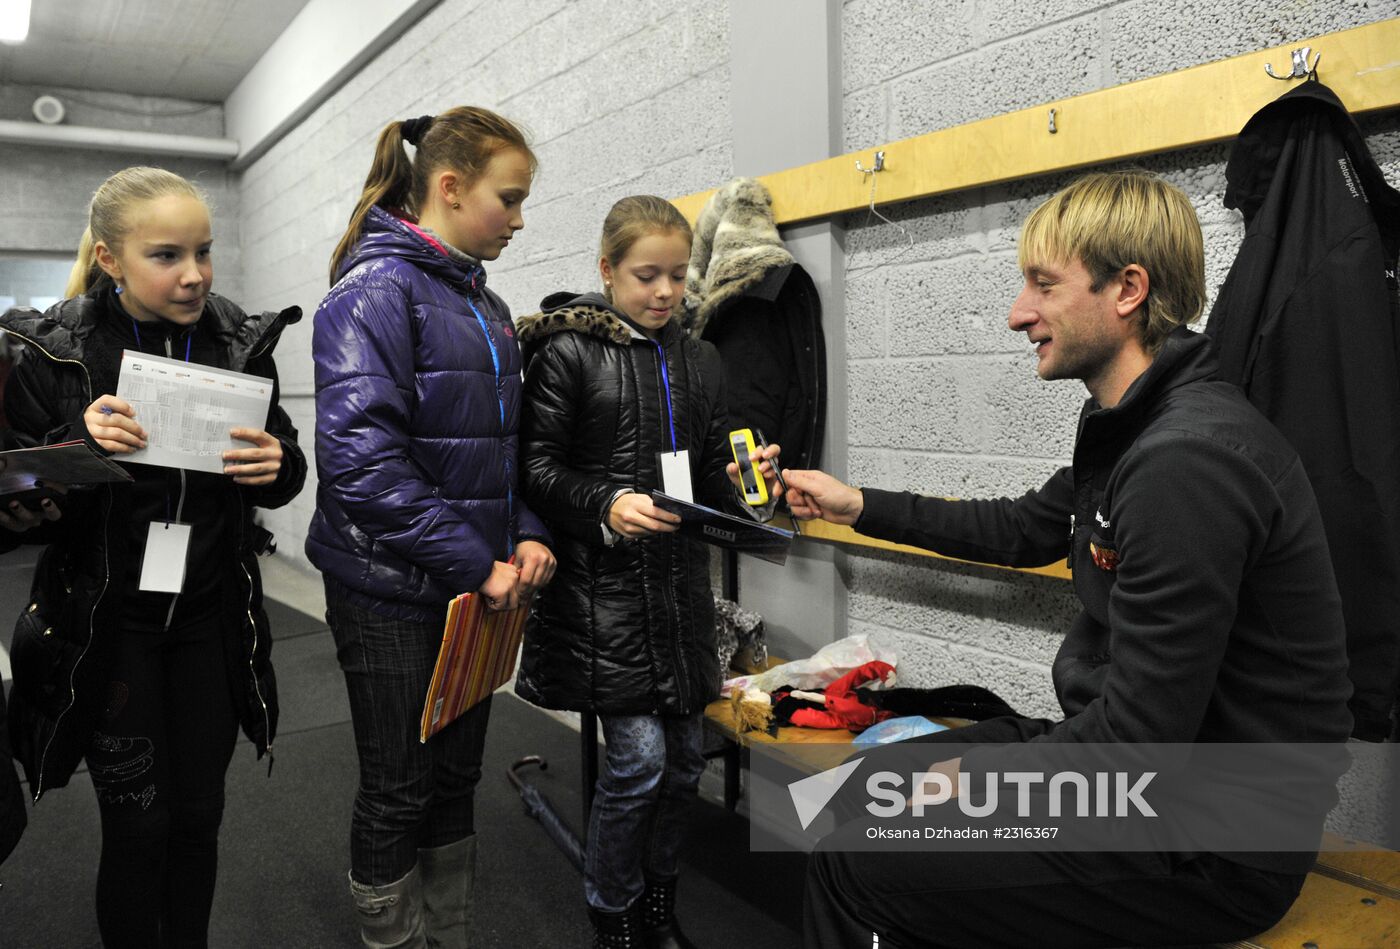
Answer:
[{"left": 783, "top": 170, "right": 1353, "bottom": 949}]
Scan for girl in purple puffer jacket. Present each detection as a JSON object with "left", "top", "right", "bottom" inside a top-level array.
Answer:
[{"left": 308, "top": 107, "right": 555, "bottom": 948}]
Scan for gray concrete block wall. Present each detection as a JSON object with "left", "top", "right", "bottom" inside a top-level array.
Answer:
[
  {"left": 235, "top": 0, "right": 731, "bottom": 565},
  {"left": 837, "top": 0, "right": 1400, "bottom": 723}
]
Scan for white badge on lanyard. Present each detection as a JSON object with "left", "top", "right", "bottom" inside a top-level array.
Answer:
[
  {"left": 657, "top": 450, "right": 693, "bottom": 503},
  {"left": 651, "top": 339, "right": 692, "bottom": 502},
  {"left": 139, "top": 521, "right": 191, "bottom": 593}
]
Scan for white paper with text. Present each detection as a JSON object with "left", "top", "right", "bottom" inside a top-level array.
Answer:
[{"left": 116, "top": 350, "right": 273, "bottom": 473}]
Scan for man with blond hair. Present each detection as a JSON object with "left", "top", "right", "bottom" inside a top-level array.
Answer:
[{"left": 786, "top": 171, "right": 1352, "bottom": 948}]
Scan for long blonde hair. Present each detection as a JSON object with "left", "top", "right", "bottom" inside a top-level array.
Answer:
[
  {"left": 66, "top": 167, "right": 206, "bottom": 298},
  {"left": 328, "top": 106, "right": 536, "bottom": 284}
]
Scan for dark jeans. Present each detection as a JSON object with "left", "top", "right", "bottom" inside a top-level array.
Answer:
[
  {"left": 86, "top": 610, "right": 239, "bottom": 949},
  {"left": 327, "top": 587, "right": 493, "bottom": 886},
  {"left": 585, "top": 713, "right": 705, "bottom": 913},
  {"left": 803, "top": 717, "right": 1308, "bottom": 949}
]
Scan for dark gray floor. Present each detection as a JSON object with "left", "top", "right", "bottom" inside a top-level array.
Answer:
[{"left": 0, "top": 555, "right": 805, "bottom": 948}]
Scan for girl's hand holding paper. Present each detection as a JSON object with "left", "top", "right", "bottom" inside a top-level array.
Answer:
[{"left": 223, "top": 427, "right": 284, "bottom": 485}]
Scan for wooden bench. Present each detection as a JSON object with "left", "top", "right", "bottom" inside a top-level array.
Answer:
[
  {"left": 701, "top": 675, "right": 1400, "bottom": 948},
  {"left": 1223, "top": 836, "right": 1400, "bottom": 948}
]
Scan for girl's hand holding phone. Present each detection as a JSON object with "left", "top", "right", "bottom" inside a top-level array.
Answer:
[
  {"left": 223, "top": 428, "right": 284, "bottom": 485},
  {"left": 84, "top": 395, "right": 147, "bottom": 454},
  {"left": 608, "top": 492, "right": 681, "bottom": 538},
  {"left": 515, "top": 540, "right": 556, "bottom": 597},
  {"left": 725, "top": 439, "right": 783, "bottom": 499}
]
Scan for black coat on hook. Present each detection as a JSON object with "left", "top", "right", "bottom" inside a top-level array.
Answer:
[
  {"left": 1207, "top": 80, "right": 1400, "bottom": 741},
  {"left": 684, "top": 178, "right": 827, "bottom": 470}
]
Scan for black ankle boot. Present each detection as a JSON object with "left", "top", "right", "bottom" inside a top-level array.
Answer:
[
  {"left": 640, "top": 875, "right": 698, "bottom": 949},
  {"left": 589, "top": 903, "right": 645, "bottom": 949}
]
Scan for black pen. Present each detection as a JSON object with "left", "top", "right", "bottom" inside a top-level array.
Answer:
[{"left": 754, "top": 429, "right": 800, "bottom": 536}]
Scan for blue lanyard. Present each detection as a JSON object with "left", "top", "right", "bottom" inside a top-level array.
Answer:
[
  {"left": 653, "top": 340, "right": 678, "bottom": 454},
  {"left": 464, "top": 295, "right": 515, "bottom": 556},
  {"left": 131, "top": 318, "right": 193, "bottom": 525},
  {"left": 464, "top": 297, "right": 506, "bottom": 428},
  {"left": 130, "top": 319, "right": 194, "bottom": 363}
]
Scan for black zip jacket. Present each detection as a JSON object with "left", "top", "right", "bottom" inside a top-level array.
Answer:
[
  {"left": 1205, "top": 81, "right": 1400, "bottom": 741},
  {"left": 856, "top": 327, "right": 1352, "bottom": 870},
  {"left": 0, "top": 290, "right": 306, "bottom": 799},
  {"left": 514, "top": 293, "right": 734, "bottom": 715}
]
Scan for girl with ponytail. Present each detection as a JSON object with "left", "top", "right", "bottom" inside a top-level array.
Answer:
[
  {"left": 307, "top": 107, "right": 555, "bottom": 947},
  {"left": 0, "top": 166, "right": 306, "bottom": 946}
]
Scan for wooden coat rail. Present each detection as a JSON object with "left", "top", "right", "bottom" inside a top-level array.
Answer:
[
  {"left": 674, "top": 18, "right": 1400, "bottom": 226},
  {"left": 775, "top": 516, "right": 1074, "bottom": 582}
]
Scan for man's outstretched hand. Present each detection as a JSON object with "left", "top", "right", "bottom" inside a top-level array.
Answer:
[{"left": 781, "top": 469, "right": 864, "bottom": 526}]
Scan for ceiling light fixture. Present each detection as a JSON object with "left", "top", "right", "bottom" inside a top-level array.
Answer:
[{"left": 0, "top": 0, "right": 32, "bottom": 44}]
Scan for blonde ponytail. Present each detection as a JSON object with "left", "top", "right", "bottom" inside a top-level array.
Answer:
[{"left": 66, "top": 227, "right": 102, "bottom": 297}]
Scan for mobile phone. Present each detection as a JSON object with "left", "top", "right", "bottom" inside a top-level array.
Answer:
[{"left": 728, "top": 429, "right": 769, "bottom": 506}]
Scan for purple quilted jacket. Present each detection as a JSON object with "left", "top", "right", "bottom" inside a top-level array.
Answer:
[{"left": 307, "top": 207, "right": 549, "bottom": 620}]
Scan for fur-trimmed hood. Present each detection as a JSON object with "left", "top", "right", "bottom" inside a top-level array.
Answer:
[
  {"left": 683, "top": 177, "right": 794, "bottom": 336},
  {"left": 516, "top": 291, "right": 684, "bottom": 352}
]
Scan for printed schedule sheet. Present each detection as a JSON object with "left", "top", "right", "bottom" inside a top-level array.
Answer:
[{"left": 116, "top": 350, "right": 273, "bottom": 474}]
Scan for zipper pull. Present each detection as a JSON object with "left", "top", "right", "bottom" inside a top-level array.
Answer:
[
  {"left": 265, "top": 745, "right": 275, "bottom": 778},
  {"left": 1067, "top": 513, "right": 1076, "bottom": 571}
]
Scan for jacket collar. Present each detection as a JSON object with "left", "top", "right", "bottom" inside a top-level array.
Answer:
[
  {"left": 0, "top": 290, "right": 301, "bottom": 371},
  {"left": 516, "top": 291, "right": 684, "bottom": 348},
  {"left": 1077, "top": 326, "right": 1217, "bottom": 442},
  {"left": 341, "top": 206, "right": 487, "bottom": 295}
]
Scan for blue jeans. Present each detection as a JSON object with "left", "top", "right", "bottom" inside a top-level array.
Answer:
[
  {"left": 585, "top": 713, "right": 705, "bottom": 912},
  {"left": 326, "top": 585, "right": 493, "bottom": 886}
]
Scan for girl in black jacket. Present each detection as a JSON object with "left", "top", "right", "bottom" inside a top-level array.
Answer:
[
  {"left": 516, "top": 196, "right": 779, "bottom": 948},
  {"left": 0, "top": 166, "right": 305, "bottom": 947}
]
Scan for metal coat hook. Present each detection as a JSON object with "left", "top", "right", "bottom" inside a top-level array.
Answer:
[
  {"left": 855, "top": 150, "right": 886, "bottom": 175},
  {"left": 846, "top": 150, "right": 914, "bottom": 283},
  {"left": 1265, "top": 46, "right": 1321, "bottom": 80}
]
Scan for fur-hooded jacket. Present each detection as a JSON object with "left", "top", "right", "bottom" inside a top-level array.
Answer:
[
  {"left": 683, "top": 177, "right": 826, "bottom": 469},
  {"left": 512, "top": 292, "right": 732, "bottom": 715}
]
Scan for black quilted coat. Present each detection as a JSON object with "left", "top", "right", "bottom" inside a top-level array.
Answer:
[
  {"left": 514, "top": 292, "right": 735, "bottom": 715},
  {"left": 0, "top": 291, "right": 305, "bottom": 799}
]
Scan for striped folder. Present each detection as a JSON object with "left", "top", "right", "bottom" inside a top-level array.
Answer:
[{"left": 419, "top": 592, "right": 530, "bottom": 743}]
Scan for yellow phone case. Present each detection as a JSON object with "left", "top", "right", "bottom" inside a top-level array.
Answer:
[{"left": 729, "top": 428, "right": 769, "bottom": 505}]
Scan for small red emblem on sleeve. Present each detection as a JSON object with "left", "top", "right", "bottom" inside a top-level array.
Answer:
[{"left": 1090, "top": 541, "right": 1119, "bottom": 572}]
